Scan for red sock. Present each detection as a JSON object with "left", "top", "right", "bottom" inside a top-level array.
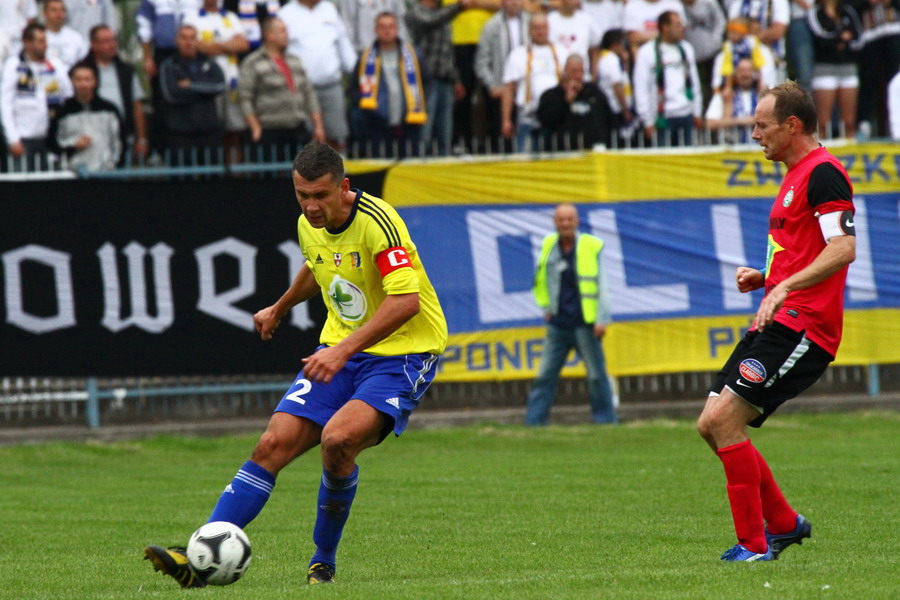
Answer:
[
  {"left": 717, "top": 440, "right": 767, "bottom": 553},
  {"left": 754, "top": 446, "right": 798, "bottom": 535}
]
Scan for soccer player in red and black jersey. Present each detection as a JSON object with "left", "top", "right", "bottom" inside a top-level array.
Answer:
[{"left": 697, "top": 81, "right": 856, "bottom": 562}]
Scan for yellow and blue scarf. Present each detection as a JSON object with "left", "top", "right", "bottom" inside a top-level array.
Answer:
[{"left": 358, "top": 41, "right": 427, "bottom": 125}]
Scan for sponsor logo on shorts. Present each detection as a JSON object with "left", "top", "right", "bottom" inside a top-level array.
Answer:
[
  {"left": 739, "top": 359, "right": 766, "bottom": 383},
  {"left": 786, "top": 309, "right": 799, "bottom": 318},
  {"left": 385, "top": 397, "right": 400, "bottom": 409}
]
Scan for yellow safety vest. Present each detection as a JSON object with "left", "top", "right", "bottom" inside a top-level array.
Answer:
[{"left": 533, "top": 232, "right": 605, "bottom": 324}]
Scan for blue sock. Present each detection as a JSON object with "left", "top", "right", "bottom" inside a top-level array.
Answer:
[
  {"left": 208, "top": 460, "right": 275, "bottom": 528},
  {"left": 309, "top": 466, "right": 359, "bottom": 568}
]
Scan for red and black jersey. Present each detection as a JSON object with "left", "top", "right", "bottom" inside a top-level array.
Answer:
[{"left": 763, "top": 146, "right": 854, "bottom": 357}]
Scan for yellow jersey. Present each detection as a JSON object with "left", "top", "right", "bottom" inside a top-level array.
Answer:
[{"left": 297, "top": 190, "right": 448, "bottom": 356}]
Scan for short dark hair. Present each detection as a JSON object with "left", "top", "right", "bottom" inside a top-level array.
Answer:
[
  {"left": 292, "top": 141, "right": 345, "bottom": 184},
  {"left": 260, "top": 16, "right": 281, "bottom": 37},
  {"left": 375, "top": 11, "right": 397, "bottom": 24},
  {"left": 657, "top": 10, "right": 678, "bottom": 31},
  {"left": 600, "top": 28, "right": 625, "bottom": 51},
  {"left": 89, "top": 24, "right": 113, "bottom": 43},
  {"left": 761, "top": 81, "right": 817, "bottom": 134},
  {"left": 22, "top": 23, "right": 46, "bottom": 42},
  {"left": 69, "top": 60, "right": 99, "bottom": 81}
]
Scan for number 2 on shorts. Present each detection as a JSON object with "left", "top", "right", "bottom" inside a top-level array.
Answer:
[{"left": 285, "top": 378, "right": 312, "bottom": 405}]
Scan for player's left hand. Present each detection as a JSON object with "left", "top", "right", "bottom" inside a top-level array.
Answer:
[
  {"left": 754, "top": 283, "right": 789, "bottom": 331},
  {"left": 302, "top": 345, "right": 352, "bottom": 384},
  {"left": 593, "top": 323, "right": 607, "bottom": 339}
]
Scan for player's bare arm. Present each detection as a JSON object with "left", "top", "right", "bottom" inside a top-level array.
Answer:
[
  {"left": 254, "top": 264, "right": 320, "bottom": 340},
  {"left": 736, "top": 267, "right": 765, "bottom": 293},
  {"left": 302, "top": 292, "right": 421, "bottom": 384},
  {"left": 755, "top": 235, "right": 856, "bottom": 330}
]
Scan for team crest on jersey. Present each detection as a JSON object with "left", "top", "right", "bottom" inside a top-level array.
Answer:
[
  {"left": 350, "top": 252, "right": 361, "bottom": 268},
  {"left": 782, "top": 188, "right": 794, "bottom": 207},
  {"left": 327, "top": 275, "right": 367, "bottom": 322},
  {"left": 739, "top": 359, "right": 767, "bottom": 383},
  {"left": 333, "top": 253, "right": 342, "bottom": 266}
]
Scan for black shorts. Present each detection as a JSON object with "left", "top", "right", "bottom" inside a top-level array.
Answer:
[{"left": 711, "top": 321, "right": 834, "bottom": 427}]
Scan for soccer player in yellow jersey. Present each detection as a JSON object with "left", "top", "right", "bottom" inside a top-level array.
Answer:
[{"left": 144, "top": 141, "right": 448, "bottom": 587}]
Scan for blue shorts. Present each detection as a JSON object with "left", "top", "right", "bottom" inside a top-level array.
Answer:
[{"left": 275, "top": 348, "right": 441, "bottom": 440}]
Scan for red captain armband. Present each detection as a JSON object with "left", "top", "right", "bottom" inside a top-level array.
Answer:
[{"left": 375, "top": 246, "right": 412, "bottom": 277}]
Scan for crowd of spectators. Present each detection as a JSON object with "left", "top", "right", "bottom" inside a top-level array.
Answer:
[{"left": 0, "top": 0, "right": 898, "bottom": 170}]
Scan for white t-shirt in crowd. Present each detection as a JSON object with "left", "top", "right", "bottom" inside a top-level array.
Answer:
[
  {"left": 547, "top": 9, "right": 602, "bottom": 71},
  {"left": 503, "top": 43, "right": 568, "bottom": 115},
  {"left": 623, "top": 0, "right": 686, "bottom": 37},
  {"left": 582, "top": 0, "right": 625, "bottom": 44},
  {"left": 633, "top": 39, "right": 702, "bottom": 124},
  {"left": 597, "top": 49, "right": 631, "bottom": 114},
  {"left": 46, "top": 26, "right": 88, "bottom": 70},
  {"left": 278, "top": 0, "right": 357, "bottom": 87},
  {"left": 889, "top": 71, "right": 900, "bottom": 140}
]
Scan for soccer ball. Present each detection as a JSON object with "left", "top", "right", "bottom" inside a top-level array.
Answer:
[{"left": 186, "top": 521, "right": 252, "bottom": 586}]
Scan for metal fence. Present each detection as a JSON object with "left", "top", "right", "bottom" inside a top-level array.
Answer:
[
  {"left": 1, "top": 139, "right": 895, "bottom": 432},
  {"left": 0, "top": 364, "right": 893, "bottom": 431},
  {"left": 1, "top": 128, "right": 885, "bottom": 182}
]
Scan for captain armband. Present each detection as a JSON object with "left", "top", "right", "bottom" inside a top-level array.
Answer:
[
  {"left": 818, "top": 210, "right": 855, "bottom": 241},
  {"left": 375, "top": 246, "right": 413, "bottom": 277}
]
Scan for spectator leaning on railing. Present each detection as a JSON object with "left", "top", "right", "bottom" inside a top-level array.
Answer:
[
  {"left": 537, "top": 53, "right": 612, "bottom": 150},
  {"left": 43, "top": 0, "right": 88, "bottom": 70},
  {"left": 633, "top": 10, "right": 703, "bottom": 146},
  {"left": 158, "top": 24, "right": 226, "bottom": 159},
  {"left": 238, "top": 17, "right": 325, "bottom": 162},
  {"left": 184, "top": 0, "right": 251, "bottom": 161},
  {"left": 475, "top": 0, "right": 530, "bottom": 152},
  {"left": 49, "top": 60, "right": 122, "bottom": 171},
  {"left": 705, "top": 56, "right": 759, "bottom": 143},
  {"left": 807, "top": 0, "right": 863, "bottom": 139},
  {"left": 83, "top": 24, "right": 149, "bottom": 164},
  {"left": 501, "top": 14, "right": 567, "bottom": 152},
  {"left": 278, "top": 0, "right": 357, "bottom": 150},
  {"left": 0, "top": 23, "right": 72, "bottom": 169},
  {"left": 680, "top": 0, "right": 726, "bottom": 112},
  {"left": 350, "top": 11, "right": 429, "bottom": 158},
  {"left": 406, "top": 0, "right": 478, "bottom": 156}
]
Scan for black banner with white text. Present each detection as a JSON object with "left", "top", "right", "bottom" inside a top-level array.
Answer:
[{"left": 0, "top": 174, "right": 384, "bottom": 375}]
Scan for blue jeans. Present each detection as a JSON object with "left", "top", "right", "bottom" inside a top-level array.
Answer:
[
  {"left": 655, "top": 115, "right": 694, "bottom": 147},
  {"left": 422, "top": 80, "right": 454, "bottom": 156},
  {"left": 525, "top": 323, "right": 618, "bottom": 425},
  {"left": 787, "top": 18, "right": 814, "bottom": 92}
]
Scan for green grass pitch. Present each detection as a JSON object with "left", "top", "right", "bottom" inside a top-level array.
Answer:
[{"left": 1, "top": 411, "right": 897, "bottom": 599}]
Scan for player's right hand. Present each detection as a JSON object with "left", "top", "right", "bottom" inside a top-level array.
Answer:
[{"left": 253, "top": 306, "right": 282, "bottom": 341}]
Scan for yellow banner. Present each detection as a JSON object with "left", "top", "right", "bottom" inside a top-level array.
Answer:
[
  {"left": 384, "top": 142, "right": 900, "bottom": 206},
  {"left": 438, "top": 309, "right": 900, "bottom": 382}
]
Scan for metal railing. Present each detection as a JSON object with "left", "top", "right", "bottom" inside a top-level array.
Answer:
[
  {"left": 1, "top": 129, "right": 883, "bottom": 182},
  {"left": 0, "top": 364, "right": 890, "bottom": 430}
]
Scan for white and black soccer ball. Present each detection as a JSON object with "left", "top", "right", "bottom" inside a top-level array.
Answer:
[{"left": 186, "top": 521, "right": 252, "bottom": 586}]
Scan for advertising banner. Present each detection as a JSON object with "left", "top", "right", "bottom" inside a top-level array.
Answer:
[
  {"left": 1, "top": 145, "right": 897, "bottom": 379},
  {"left": 389, "top": 144, "right": 900, "bottom": 380}
]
